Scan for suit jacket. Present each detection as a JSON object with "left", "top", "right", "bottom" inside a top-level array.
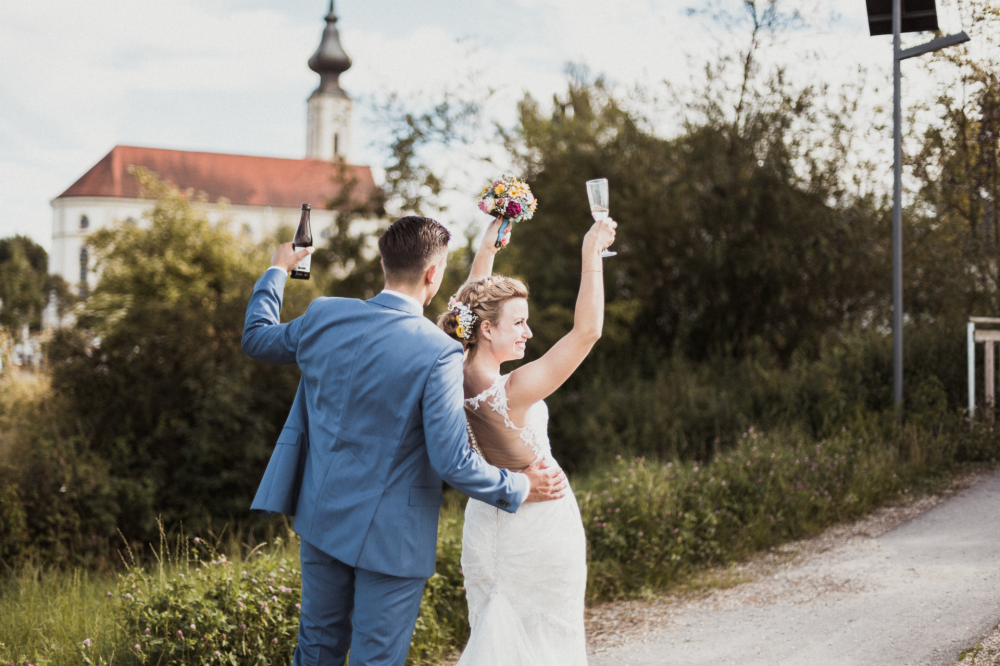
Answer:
[{"left": 243, "top": 269, "right": 528, "bottom": 578}]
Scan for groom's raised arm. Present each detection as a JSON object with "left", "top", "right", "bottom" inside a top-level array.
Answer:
[
  {"left": 422, "top": 344, "right": 529, "bottom": 513},
  {"left": 242, "top": 267, "right": 306, "bottom": 365}
]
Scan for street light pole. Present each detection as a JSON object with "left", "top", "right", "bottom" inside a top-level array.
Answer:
[
  {"left": 892, "top": 0, "right": 904, "bottom": 417},
  {"left": 868, "top": 0, "right": 970, "bottom": 421}
]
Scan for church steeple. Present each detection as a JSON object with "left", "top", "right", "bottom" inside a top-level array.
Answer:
[
  {"left": 306, "top": 1, "right": 353, "bottom": 161},
  {"left": 308, "top": 0, "right": 352, "bottom": 97}
]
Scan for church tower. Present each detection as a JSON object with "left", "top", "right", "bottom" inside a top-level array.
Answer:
[{"left": 306, "top": 1, "right": 353, "bottom": 162}]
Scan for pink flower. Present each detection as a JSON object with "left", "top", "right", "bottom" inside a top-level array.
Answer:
[
  {"left": 295, "top": 603, "right": 301, "bottom": 610},
  {"left": 215, "top": 651, "right": 222, "bottom": 657},
  {"left": 134, "top": 644, "right": 141, "bottom": 651},
  {"left": 505, "top": 200, "right": 522, "bottom": 217},
  {"left": 177, "top": 630, "right": 184, "bottom": 637},
  {"left": 83, "top": 639, "right": 92, "bottom": 648},
  {"left": 272, "top": 638, "right": 279, "bottom": 644},
  {"left": 145, "top": 628, "right": 150, "bottom": 634},
  {"left": 478, "top": 198, "right": 494, "bottom": 214}
]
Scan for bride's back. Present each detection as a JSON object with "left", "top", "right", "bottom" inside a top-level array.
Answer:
[{"left": 464, "top": 374, "right": 546, "bottom": 472}]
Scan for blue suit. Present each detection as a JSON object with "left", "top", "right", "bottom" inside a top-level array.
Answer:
[{"left": 243, "top": 269, "right": 527, "bottom": 665}]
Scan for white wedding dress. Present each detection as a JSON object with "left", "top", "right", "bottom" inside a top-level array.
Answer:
[{"left": 456, "top": 374, "right": 588, "bottom": 666}]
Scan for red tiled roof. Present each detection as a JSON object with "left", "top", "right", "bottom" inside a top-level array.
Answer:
[{"left": 57, "top": 145, "right": 376, "bottom": 211}]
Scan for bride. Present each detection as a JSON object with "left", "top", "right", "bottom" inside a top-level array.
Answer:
[{"left": 437, "top": 213, "right": 617, "bottom": 665}]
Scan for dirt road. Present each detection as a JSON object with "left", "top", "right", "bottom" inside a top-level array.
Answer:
[{"left": 587, "top": 469, "right": 1000, "bottom": 666}]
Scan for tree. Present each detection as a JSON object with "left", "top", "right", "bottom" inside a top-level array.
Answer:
[
  {"left": 48, "top": 168, "right": 321, "bottom": 541},
  {"left": 0, "top": 236, "right": 71, "bottom": 332}
]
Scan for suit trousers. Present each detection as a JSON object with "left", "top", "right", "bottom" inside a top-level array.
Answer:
[{"left": 292, "top": 538, "right": 427, "bottom": 666}]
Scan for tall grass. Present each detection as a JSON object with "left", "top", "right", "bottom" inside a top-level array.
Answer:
[{"left": 0, "top": 565, "right": 119, "bottom": 665}]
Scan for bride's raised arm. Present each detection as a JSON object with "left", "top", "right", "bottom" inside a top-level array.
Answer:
[
  {"left": 506, "top": 216, "right": 617, "bottom": 408},
  {"left": 466, "top": 216, "right": 509, "bottom": 284}
]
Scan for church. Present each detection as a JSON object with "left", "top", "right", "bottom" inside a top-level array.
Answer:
[{"left": 49, "top": 2, "right": 373, "bottom": 298}]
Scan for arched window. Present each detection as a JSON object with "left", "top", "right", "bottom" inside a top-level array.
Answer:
[
  {"left": 79, "top": 247, "right": 89, "bottom": 300},
  {"left": 80, "top": 214, "right": 89, "bottom": 229}
]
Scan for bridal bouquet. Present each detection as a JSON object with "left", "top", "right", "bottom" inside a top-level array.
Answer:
[{"left": 477, "top": 174, "right": 538, "bottom": 248}]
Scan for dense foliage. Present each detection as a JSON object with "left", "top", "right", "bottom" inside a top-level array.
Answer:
[
  {"left": 42, "top": 169, "right": 321, "bottom": 546},
  {"left": 0, "top": 235, "right": 71, "bottom": 332}
]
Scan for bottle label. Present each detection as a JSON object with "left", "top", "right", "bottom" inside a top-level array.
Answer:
[{"left": 293, "top": 246, "right": 312, "bottom": 273}]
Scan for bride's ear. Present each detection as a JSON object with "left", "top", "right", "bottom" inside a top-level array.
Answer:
[{"left": 479, "top": 320, "right": 493, "bottom": 341}]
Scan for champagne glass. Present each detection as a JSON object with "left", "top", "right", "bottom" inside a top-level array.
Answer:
[{"left": 586, "top": 178, "right": 616, "bottom": 258}]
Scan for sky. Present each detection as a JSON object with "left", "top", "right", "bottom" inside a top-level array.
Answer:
[{"left": 0, "top": 0, "right": 975, "bottom": 252}]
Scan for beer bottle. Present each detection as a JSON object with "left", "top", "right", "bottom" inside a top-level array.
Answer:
[{"left": 291, "top": 204, "right": 313, "bottom": 280}]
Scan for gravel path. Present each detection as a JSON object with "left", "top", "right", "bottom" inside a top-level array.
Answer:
[{"left": 584, "top": 467, "right": 1000, "bottom": 666}]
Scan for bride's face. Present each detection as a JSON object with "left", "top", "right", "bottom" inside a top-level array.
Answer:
[{"left": 484, "top": 297, "right": 532, "bottom": 362}]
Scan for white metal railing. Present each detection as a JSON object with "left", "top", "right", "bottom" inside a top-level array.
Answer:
[{"left": 969, "top": 317, "right": 1000, "bottom": 421}]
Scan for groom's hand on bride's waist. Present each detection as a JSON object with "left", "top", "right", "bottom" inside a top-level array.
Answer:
[{"left": 522, "top": 459, "right": 568, "bottom": 503}]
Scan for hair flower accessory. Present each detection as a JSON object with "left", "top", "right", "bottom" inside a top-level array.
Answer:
[
  {"left": 476, "top": 174, "right": 537, "bottom": 249},
  {"left": 448, "top": 296, "right": 478, "bottom": 341}
]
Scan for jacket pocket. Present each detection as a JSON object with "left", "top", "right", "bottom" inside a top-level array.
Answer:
[{"left": 408, "top": 486, "right": 444, "bottom": 507}]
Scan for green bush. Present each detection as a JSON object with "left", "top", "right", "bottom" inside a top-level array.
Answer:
[{"left": 118, "top": 535, "right": 301, "bottom": 664}]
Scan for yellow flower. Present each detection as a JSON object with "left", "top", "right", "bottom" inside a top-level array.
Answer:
[
  {"left": 456, "top": 326, "right": 466, "bottom": 338},
  {"left": 495, "top": 183, "right": 506, "bottom": 194},
  {"left": 529, "top": 200, "right": 538, "bottom": 210}
]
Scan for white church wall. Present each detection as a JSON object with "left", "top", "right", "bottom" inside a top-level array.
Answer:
[{"left": 307, "top": 93, "right": 352, "bottom": 162}]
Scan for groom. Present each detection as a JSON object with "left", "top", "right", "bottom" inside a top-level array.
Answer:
[{"left": 242, "top": 215, "right": 567, "bottom": 666}]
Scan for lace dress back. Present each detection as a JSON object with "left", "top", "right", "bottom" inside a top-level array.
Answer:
[{"left": 464, "top": 374, "right": 551, "bottom": 472}]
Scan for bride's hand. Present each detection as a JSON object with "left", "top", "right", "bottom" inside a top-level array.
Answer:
[
  {"left": 584, "top": 217, "right": 617, "bottom": 254},
  {"left": 481, "top": 216, "right": 511, "bottom": 254}
]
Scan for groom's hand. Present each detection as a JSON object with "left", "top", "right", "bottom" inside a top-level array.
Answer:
[
  {"left": 522, "top": 459, "right": 568, "bottom": 503},
  {"left": 271, "top": 242, "right": 314, "bottom": 272}
]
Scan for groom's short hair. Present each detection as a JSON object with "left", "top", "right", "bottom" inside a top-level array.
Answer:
[{"left": 378, "top": 216, "right": 451, "bottom": 284}]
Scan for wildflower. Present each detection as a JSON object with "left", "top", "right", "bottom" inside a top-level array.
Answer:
[
  {"left": 178, "top": 630, "right": 184, "bottom": 637},
  {"left": 194, "top": 537, "right": 201, "bottom": 543},
  {"left": 179, "top": 573, "right": 185, "bottom": 578},
  {"left": 272, "top": 595, "right": 278, "bottom": 602},
  {"left": 222, "top": 634, "right": 227, "bottom": 641},
  {"left": 638, "top": 531, "right": 643, "bottom": 537},
  {"left": 145, "top": 628, "right": 151, "bottom": 635},
  {"left": 190, "top": 624, "right": 196, "bottom": 630},
  {"left": 721, "top": 481, "right": 727, "bottom": 486},
  {"left": 240, "top": 624, "right": 247, "bottom": 630},
  {"left": 215, "top": 651, "right": 221, "bottom": 657},
  {"left": 107, "top": 591, "right": 113, "bottom": 597},
  {"left": 83, "top": 639, "right": 92, "bottom": 648},
  {"left": 607, "top": 497, "right": 614, "bottom": 503},
  {"left": 673, "top": 528, "right": 679, "bottom": 533},
  {"left": 237, "top": 601, "right": 244, "bottom": 607},
  {"left": 252, "top": 578, "right": 258, "bottom": 583},
  {"left": 628, "top": 484, "right": 633, "bottom": 489},
  {"left": 124, "top": 593, "right": 131, "bottom": 599},
  {"left": 134, "top": 644, "right": 141, "bottom": 651},
  {"left": 272, "top": 638, "right": 279, "bottom": 644},
  {"left": 296, "top": 603, "right": 302, "bottom": 610}
]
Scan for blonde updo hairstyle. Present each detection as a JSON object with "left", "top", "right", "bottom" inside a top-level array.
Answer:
[{"left": 437, "top": 275, "right": 529, "bottom": 352}]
